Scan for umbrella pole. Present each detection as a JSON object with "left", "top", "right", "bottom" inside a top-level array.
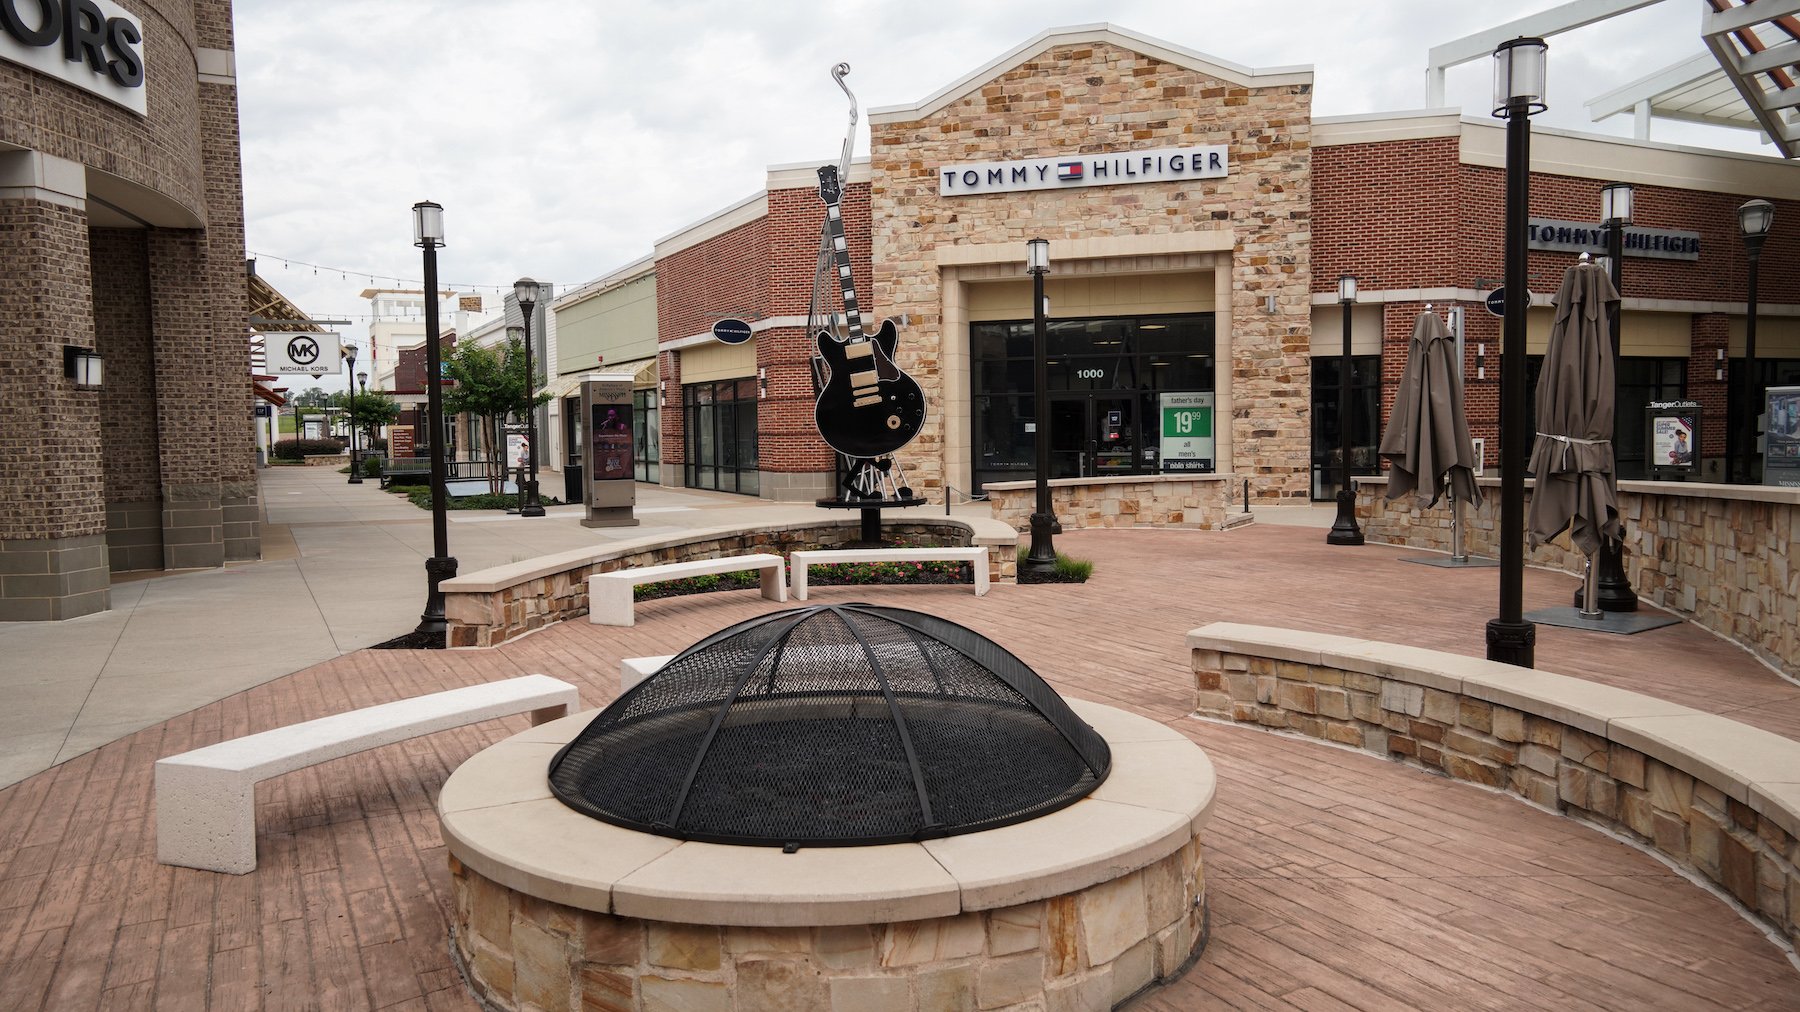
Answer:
[
  {"left": 1450, "top": 489, "right": 1468, "bottom": 563},
  {"left": 1579, "top": 554, "right": 1604, "bottom": 620}
]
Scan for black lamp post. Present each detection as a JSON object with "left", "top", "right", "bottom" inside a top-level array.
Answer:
[
  {"left": 1023, "top": 238, "right": 1058, "bottom": 577},
  {"left": 1588, "top": 182, "right": 1636, "bottom": 610},
  {"left": 1327, "top": 273, "right": 1365, "bottom": 545},
  {"left": 1739, "top": 198, "right": 1774, "bottom": 484},
  {"left": 357, "top": 370, "right": 369, "bottom": 475},
  {"left": 1487, "top": 36, "right": 1547, "bottom": 669},
  {"left": 413, "top": 200, "right": 457, "bottom": 641},
  {"left": 514, "top": 277, "right": 545, "bottom": 517},
  {"left": 344, "top": 344, "right": 363, "bottom": 484}
]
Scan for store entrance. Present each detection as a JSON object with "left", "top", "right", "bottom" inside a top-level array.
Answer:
[{"left": 1048, "top": 393, "right": 1141, "bottom": 478}]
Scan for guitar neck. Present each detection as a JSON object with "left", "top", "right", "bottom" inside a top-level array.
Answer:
[{"left": 823, "top": 201, "right": 866, "bottom": 343}]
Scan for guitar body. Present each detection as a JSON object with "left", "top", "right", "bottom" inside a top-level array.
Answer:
[{"left": 814, "top": 319, "right": 927, "bottom": 459}]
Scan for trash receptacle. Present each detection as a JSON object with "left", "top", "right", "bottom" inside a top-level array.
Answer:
[{"left": 564, "top": 463, "right": 584, "bottom": 504}]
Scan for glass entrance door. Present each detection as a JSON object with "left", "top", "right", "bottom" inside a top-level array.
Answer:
[{"left": 1048, "top": 394, "right": 1141, "bottom": 478}]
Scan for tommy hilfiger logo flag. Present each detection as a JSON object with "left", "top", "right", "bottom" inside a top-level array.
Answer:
[{"left": 1057, "top": 162, "right": 1084, "bottom": 181}]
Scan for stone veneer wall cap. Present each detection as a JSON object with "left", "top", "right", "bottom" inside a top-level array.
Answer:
[
  {"left": 1749, "top": 781, "right": 1800, "bottom": 840},
  {"left": 1184, "top": 623, "right": 1354, "bottom": 667},
  {"left": 867, "top": 22, "right": 1312, "bottom": 124},
  {"left": 1607, "top": 712, "right": 1800, "bottom": 807}
]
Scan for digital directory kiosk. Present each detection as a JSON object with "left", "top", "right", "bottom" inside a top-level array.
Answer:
[{"left": 581, "top": 374, "right": 639, "bottom": 528}]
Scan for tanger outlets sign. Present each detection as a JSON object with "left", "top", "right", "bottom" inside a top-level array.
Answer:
[
  {"left": 1528, "top": 218, "right": 1701, "bottom": 262},
  {"left": 939, "top": 146, "right": 1229, "bottom": 197},
  {"left": 0, "top": 0, "right": 146, "bottom": 116}
]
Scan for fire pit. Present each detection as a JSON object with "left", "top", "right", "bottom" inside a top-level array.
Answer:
[{"left": 440, "top": 605, "right": 1216, "bottom": 1010}]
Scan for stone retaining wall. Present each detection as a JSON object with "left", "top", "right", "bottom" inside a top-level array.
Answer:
[
  {"left": 984, "top": 474, "right": 1242, "bottom": 533},
  {"left": 442, "top": 519, "right": 1018, "bottom": 648},
  {"left": 449, "top": 844, "right": 1205, "bottom": 1012},
  {"left": 1188, "top": 622, "right": 1800, "bottom": 959},
  {"left": 1357, "top": 476, "right": 1800, "bottom": 678}
]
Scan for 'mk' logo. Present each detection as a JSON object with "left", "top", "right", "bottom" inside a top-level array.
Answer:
[{"left": 1057, "top": 162, "right": 1084, "bottom": 181}]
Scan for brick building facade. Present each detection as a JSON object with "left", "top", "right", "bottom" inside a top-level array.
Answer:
[
  {"left": 556, "top": 25, "right": 1796, "bottom": 509},
  {"left": 1, "top": 0, "right": 255, "bottom": 619}
]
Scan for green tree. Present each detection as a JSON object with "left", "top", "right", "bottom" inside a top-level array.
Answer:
[
  {"left": 294, "top": 386, "right": 331, "bottom": 408},
  {"left": 330, "top": 390, "right": 401, "bottom": 451},
  {"left": 442, "top": 337, "right": 550, "bottom": 493}
]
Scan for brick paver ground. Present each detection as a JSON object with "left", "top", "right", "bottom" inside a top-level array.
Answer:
[{"left": 1, "top": 525, "right": 1796, "bottom": 1010}]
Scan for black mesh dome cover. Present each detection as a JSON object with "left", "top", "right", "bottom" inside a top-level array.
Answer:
[{"left": 547, "top": 603, "right": 1111, "bottom": 847}]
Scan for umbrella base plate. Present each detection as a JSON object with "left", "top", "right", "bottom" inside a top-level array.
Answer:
[
  {"left": 1399, "top": 555, "right": 1499, "bottom": 569},
  {"left": 1523, "top": 607, "right": 1682, "bottom": 636}
]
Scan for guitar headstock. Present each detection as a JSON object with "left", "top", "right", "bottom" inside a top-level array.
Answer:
[{"left": 817, "top": 164, "right": 842, "bottom": 205}]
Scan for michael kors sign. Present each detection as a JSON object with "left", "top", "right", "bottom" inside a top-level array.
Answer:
[{"left": 939, "top": 145, "right": 1229, "bottom": 197}]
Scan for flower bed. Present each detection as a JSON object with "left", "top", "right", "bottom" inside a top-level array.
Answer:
[{"left": 633, "top": 542, "right": 973, "bottom": 602}]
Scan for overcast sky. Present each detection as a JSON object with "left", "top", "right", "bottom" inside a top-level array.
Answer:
[{"left": 237, "top": 0, "right": 1755, "bottom": 386}]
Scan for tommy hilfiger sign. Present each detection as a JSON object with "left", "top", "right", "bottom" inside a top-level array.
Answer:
[
  {"left": 1528, "top": 218, "right": 1701, "bottom": 262},
  {"left": 1, "top": 0, "right": 146, "bottom": 116},
  {"left": 938, "top": 145, "right": 1229, "bottom": 197}
]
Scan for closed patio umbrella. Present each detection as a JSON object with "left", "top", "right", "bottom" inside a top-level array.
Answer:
[
  {"left": 1527, "top": 260, "right": 1622, "bottom": 556},
  {"left": 1379, "top": 310, "right": 1482, "bottom": 509}
]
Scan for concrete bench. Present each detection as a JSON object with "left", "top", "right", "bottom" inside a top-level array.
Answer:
[
  {"left": 790, "top": 546, "right": 989, "bottom": 601},
  {"left": 587, "top": 553, "right": 786, "bottom": 627},
  {"left": 155, "top": 674, "right": 579, "bottom": 874}
]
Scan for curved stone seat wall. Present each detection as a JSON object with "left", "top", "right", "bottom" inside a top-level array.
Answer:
[
  {"left": 984, "top": 473, "right": 1245, "bottom": 532},
  {"left": 1188, "top": 622, "right": 1800, "bottom": 958},
  {"left": 440, "top": 516, "right": 1018, "bottom": 647},
  {"left": 1356, "top": 475, "right": 1800, "bottom": 679}
]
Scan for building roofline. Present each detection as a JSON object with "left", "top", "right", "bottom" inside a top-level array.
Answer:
[
  {"left": 553, "top": 254, "right": 655, "bottom": 311},
  {"left": 868, "top": 23, "right": 1312, "bottom": 125}
]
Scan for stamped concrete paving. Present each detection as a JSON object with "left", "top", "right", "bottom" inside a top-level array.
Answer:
[{"left": 1, "top": 526, "right": 1797, "bottom": 1009}]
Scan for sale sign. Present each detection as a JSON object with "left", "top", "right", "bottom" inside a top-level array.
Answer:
[{"left": 1159, "top": 392, "right": 1215, "bottom": 473}]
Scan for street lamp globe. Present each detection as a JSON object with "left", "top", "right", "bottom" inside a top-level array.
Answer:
[
  {"left": 412, "top": 201, "right": 444, "bottom": 248},
  {"left": 1336, "top": 273, "right": 1356, "bottom": 304},
  {"left": 1491, "top": 37, "right": 1548, "bottom": 117},
  {"left": 1601, "top": 182, "right": 1633, "bottom": 226},
  {"left": 1739, "top": 199, "right": 1774, "bottom": 243},
  {"left": 514, "top": 277, "right": 541, "bottom": 310}
]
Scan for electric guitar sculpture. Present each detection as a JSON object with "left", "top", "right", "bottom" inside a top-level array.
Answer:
[{"left": 812, "top": 163, "right": 926, "bottom": 459}]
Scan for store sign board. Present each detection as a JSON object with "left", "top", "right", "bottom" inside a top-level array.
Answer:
[
  {"left": 940, "top": 145, "right": 1228, "bottom": 197},
  {"left": 1159, "top": 392, "right": 1215, "bottom": 473},
  {"left": 0, "top": 0, "right": 146, "bottom": 116},
  {"left": 389, "top": 425, "right": 415, "bottom": 458},
  {"left": 265, "top": 332, "right": 341, "bottom": 376},
  {"left": 1765, "top": 387, "right": 1800, "bottom": 488},
  {"left": 1528, "top": 218, "right": 1701, "bottom": 261}
]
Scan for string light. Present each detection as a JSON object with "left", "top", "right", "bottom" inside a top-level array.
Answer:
[{"left": 247, "top": 250, "right": 525, "bottom": 293}]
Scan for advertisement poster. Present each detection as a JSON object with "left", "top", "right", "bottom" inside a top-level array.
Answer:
[
  {"left": 591, "top": 403, "right": 633, "bottom": 481},
  {"left": 1158, "top": 392, "right": 1215, "bottom": 473},
  {"left": 1645, "top": 400, "right": 1699, "bottom": 477},
  {"left": 506, "top": 432, "right": 528, "bottom": 469},
  {"left": 1766, "top": 386, "right": 1800, "bottom": 487}
]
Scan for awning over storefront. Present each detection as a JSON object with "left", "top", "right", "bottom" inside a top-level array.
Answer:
[{"left": 542, "top": 358, "right": 659, "bottom": 401}]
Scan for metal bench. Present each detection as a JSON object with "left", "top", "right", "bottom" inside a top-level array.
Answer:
[
  {"left": 788, "top": 546, "right": 989, "bottom": 601},
  {"left": 154, "top": 674, "right": 579, "bottom": 874},
  {"left": 587, "top": 554, "right": 787, "bottom": 627}
]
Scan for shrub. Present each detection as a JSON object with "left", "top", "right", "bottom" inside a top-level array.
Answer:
[
  {"left": 402, "top": 489, "right": 565, "bottom": 511},
  {"left": 361, "top": 455, "right": 382, "bottom": 477},
  {"left": 1016, "top": 545, "right": 1094, "bottom": 583},
  {"left": 272, "top": 437, "right": 345, "bottom": 461}
]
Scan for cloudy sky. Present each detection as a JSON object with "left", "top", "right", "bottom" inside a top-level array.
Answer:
[{"left": 237, "top": 0, "right": 1751, "bottom": 384}]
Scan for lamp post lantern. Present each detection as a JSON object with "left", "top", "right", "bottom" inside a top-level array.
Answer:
[
  {"left": 1739, "top": 198, "right": 1774, "bottom": 484},
  {"left": 357, "top": 369, "right": 369, "bottom": 476},
  {"left": 1327, "top": 273, "right": 1364, "bottom": 545},
  {"left": 1022, "top": 238, "right": 1058, "bottom": 577},
  {"left": 1588, "top": 182, "right": 1636, "bottom": 610},
  {"left": 412, "top": 200, "right": 457, "bottom": 642},
  {"left": 1487, "top": 36, "right": 1547, "bottom": 669},
  {"left": 514, "top": 277, "right": 545, "bottom": 517},
  {"left": 344, "top": 344, "right": 362, "bottom": 484}
]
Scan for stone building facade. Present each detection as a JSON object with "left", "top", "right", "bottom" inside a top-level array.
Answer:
[{"left": 1, "top": 0, "right": 254, "bottom": 619}]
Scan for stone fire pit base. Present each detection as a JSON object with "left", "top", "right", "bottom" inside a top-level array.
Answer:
[{"left": 440, "top": 699, "right": 1216, "bottom": 1011}]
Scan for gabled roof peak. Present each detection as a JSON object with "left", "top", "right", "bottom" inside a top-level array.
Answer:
[{"left": 868, "top": 23, "right": 1312, "bottom": 125}]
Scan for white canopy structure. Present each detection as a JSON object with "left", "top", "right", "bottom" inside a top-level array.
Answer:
[{"left": 1426, "top": 0, "right": 1800, "bottom": 158}]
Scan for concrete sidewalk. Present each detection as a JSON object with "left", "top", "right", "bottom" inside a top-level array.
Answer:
[{"left": 0, "top": 465, "right": 994, "bottom": 787}]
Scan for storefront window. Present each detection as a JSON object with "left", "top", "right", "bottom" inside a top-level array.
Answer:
[
  {"left": 1310, "top": 355, "right": 1382, "bottom": 500},
  {"left": 633, "top": 389, "right": 660, "bottom": 483},
  {"left": 684, "top": 380, "right": 758, "bottom": 495},
  {"left": 970, "top": 314, "right": 1214, "bottom": 490}
]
